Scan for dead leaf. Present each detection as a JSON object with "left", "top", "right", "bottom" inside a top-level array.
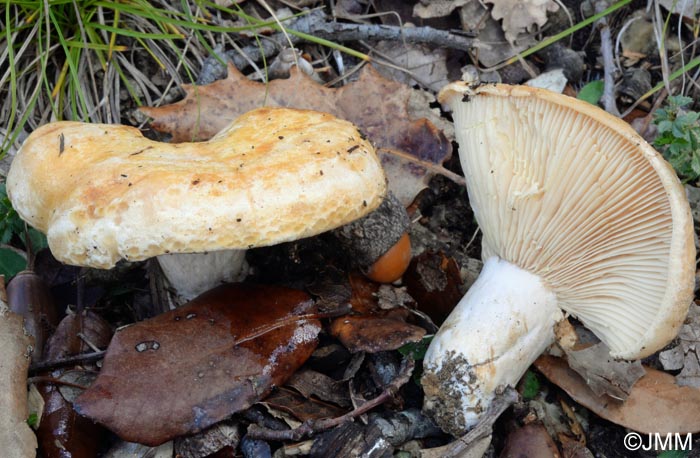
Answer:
[
  {"left": 403, "top": 251, "right": 463, "bottom": 326},
  {"left": 174, "top": 421, "right": 240, "bottom": 458},
  {"left": 660, "top": 303, "right": 700, "bottom": 387},
  {"left": 7, "top": 270, "right": 59, "bottom": 362},
  {"left": 262, "top": 387, "right": 347, "bottom": 423},
  {"left": 45, "top": 310, "right": 112, "bottom": 361},
  {"left": 103, "top": 440, "right": 174, "bottom": 458},
  {"left": 372, "top": 45, "right": 449, "bottom": 92},
  {"left": 74, "top": 284, "right": 321, "bottom": 446},
  {"left": 36, "top": 311, "right": 112, "bottom": 458},
  {"left": 329, "top": 274, "right": 426, "bottom": 353},
  {"left": 564, "top": 342, "right": 646, "bottom": 400},
  {"left": 534, "top": 355, "right": 700, "bottom": 434},
  {"left": 286, "top": 369, "right": 351, "bottom": 407},
  {"left": 413, "top": 0, "right": 471, "bottom": 18},
  {"left": 558, "top": 434, "right": 594, "bottom": 458},
  {"left": 459, "top": 1, "right": 535, "bottom": 68},
  {"left": 139, "top": 64, "right": 452, "bottom": 205},
  {"left": 486, "top": 0, "right": 559, "bottom": 43},
  {"left": 501, "top": 423, "right": 560, "bottom": 458},
  {"left": 330, "top": 315, "right": 426, "bottom": 354},
  {"left": 0, "top": 302, "right": 37, "bottom": 458}
]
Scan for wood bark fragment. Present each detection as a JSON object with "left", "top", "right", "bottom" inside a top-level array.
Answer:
[{"left": 0, "top": 300, "right": 37, "bottom": 458}]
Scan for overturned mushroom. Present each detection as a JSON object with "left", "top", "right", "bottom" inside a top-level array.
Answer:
[
  {"left": 421, "top": 82, "right": 695, "bottom": 435},
  {"left": 7, "top": 107, "right": 386, "bottom": 299}
]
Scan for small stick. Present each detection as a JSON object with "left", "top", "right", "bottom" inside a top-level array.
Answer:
[
  {"left": 295, "top": 17, "right": 478, "bottom": 52},
  {"left": 27, "top": 375, "right": 90, "bottom": 390},
  {"left": 436, "top": 386, "right": 520, "bottom": 458},
  {"left": 595, "top": 0, "right": 621, "bottom": 116},
  {"left": 246, "top": 358, "right": 415, "bottom": 441},
  {"left": 29, "top": 350, "right": 106, "bottom": 375},
  {"left": 202, "top": 10, "right": 480, "bottom": 83}
]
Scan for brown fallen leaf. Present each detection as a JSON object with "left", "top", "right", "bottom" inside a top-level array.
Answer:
[
  {"left": 500, "top": 423, "right": 560, "bottom": 458},
  {"left": 74, "top": 283, "right": 321, "bottom": 446},
  {"left": 286, "top": 369, "right": 351, "bottom": 408},
  {"left": 7, "top": 270, "right": 59, "bottom": 362},
  {"left": 534, "top": 355, "right": 700, "bottom": 434},
  {"left": 329, "top": 274, "right": 425, "bottom": 353},
  {"left": 262, "top": 386, "right": 347, "bottom": 423},
  {"left": 36, "top": 311, "right": 112, "bottom": 458},
  {"left": 0, "top": 301, "right": 37, "bottom": 458},
  {"left": 403, "top": 251, "right": 463, "bottom": 326},
  {"left": 139, "top": 64, "right": 452, "bottom": 205},
  {"left": 330, "top": 315, "right": 426, "bottom": 354}
]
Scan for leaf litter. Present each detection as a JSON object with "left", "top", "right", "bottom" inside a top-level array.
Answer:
[
  {"left": 5, "top": 0, "right": 700, "bottom": 454},
  {"left": 74, "top": 283, "right": 322, "bottom": 446},
  {"left": 139, "top": 63, "right": 455, "bottom": 205}
]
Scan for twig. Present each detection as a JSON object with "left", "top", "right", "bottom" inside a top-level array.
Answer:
[
  {"left": 200, "top": 10, "right": 479, "bottom": 83},
  {"left": 430, "top": 386, "right": 520, "bottom": 458},
  {"left": 293, "top": 13, "right": 478, "bottom": 51},
  {"left": 29, "top": 350, "right": 106, "bottom": 375},
  {"left": 246, "top": 357, "right": 416, "bottom": 441},
  {"left": 595, "top": 0, "right": 621, "bottom": 116},
  {"left": 379, "top": 148, "right": 466, "bottom": 188},
  {"left": 27, "top": 375, "right": 90, "bottom": 390}
]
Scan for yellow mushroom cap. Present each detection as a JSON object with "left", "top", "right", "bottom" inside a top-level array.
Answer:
[{"left": 7, "top": 107, "right": 387, "bottom": 269}]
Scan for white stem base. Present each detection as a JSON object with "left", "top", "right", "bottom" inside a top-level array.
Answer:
[
  {"left": 421, "top": 257, "right": 562, "bottom": 435},
  {"left": 157, "top": 250, "right": 248, "bottom": 302}
]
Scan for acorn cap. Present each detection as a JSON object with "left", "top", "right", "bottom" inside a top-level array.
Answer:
[
  {"left": 7, "top": 107, "right": 387, "bottom": 269},
  {"left": 438, "top": 82, "right": 695, "bottom": 359}
]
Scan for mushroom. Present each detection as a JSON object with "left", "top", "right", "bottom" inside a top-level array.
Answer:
[
  {"left": 6, "top": 107, "right": 387, "bottom": 300},
  {"left": 421, "top": 82, "right": 695, "bottom": 435}
]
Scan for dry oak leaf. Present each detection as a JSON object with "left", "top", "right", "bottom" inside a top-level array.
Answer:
[
  {"left": 74, "top": 284, "right": 321, "bottom": 446},
  {"left": 486, "top": 0, "right": 559, "bottom": 43},
  {"left": 139, "top": 64, "right": 452, "bottom": 205},
  {"left": 413, "top": 0, "right": 472, "bottom": 19},
  {"left": 534, "top": 355, "right": 700, "bottom": 434}
]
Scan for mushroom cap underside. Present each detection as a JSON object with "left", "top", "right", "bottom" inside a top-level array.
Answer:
[
  {"left": 438, "top": 82, "right": 695, "bottom": 359},
  {"left": 7, "top": 107, "right": 387, "bottom": 269}
]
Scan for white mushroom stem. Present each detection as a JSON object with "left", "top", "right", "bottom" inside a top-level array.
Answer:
[
  {"left": 421, "top": 256, "right": 563, "bottom": 435},
  {"left": 157, "top": 250, "right": 249, "bottom": 302}
]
